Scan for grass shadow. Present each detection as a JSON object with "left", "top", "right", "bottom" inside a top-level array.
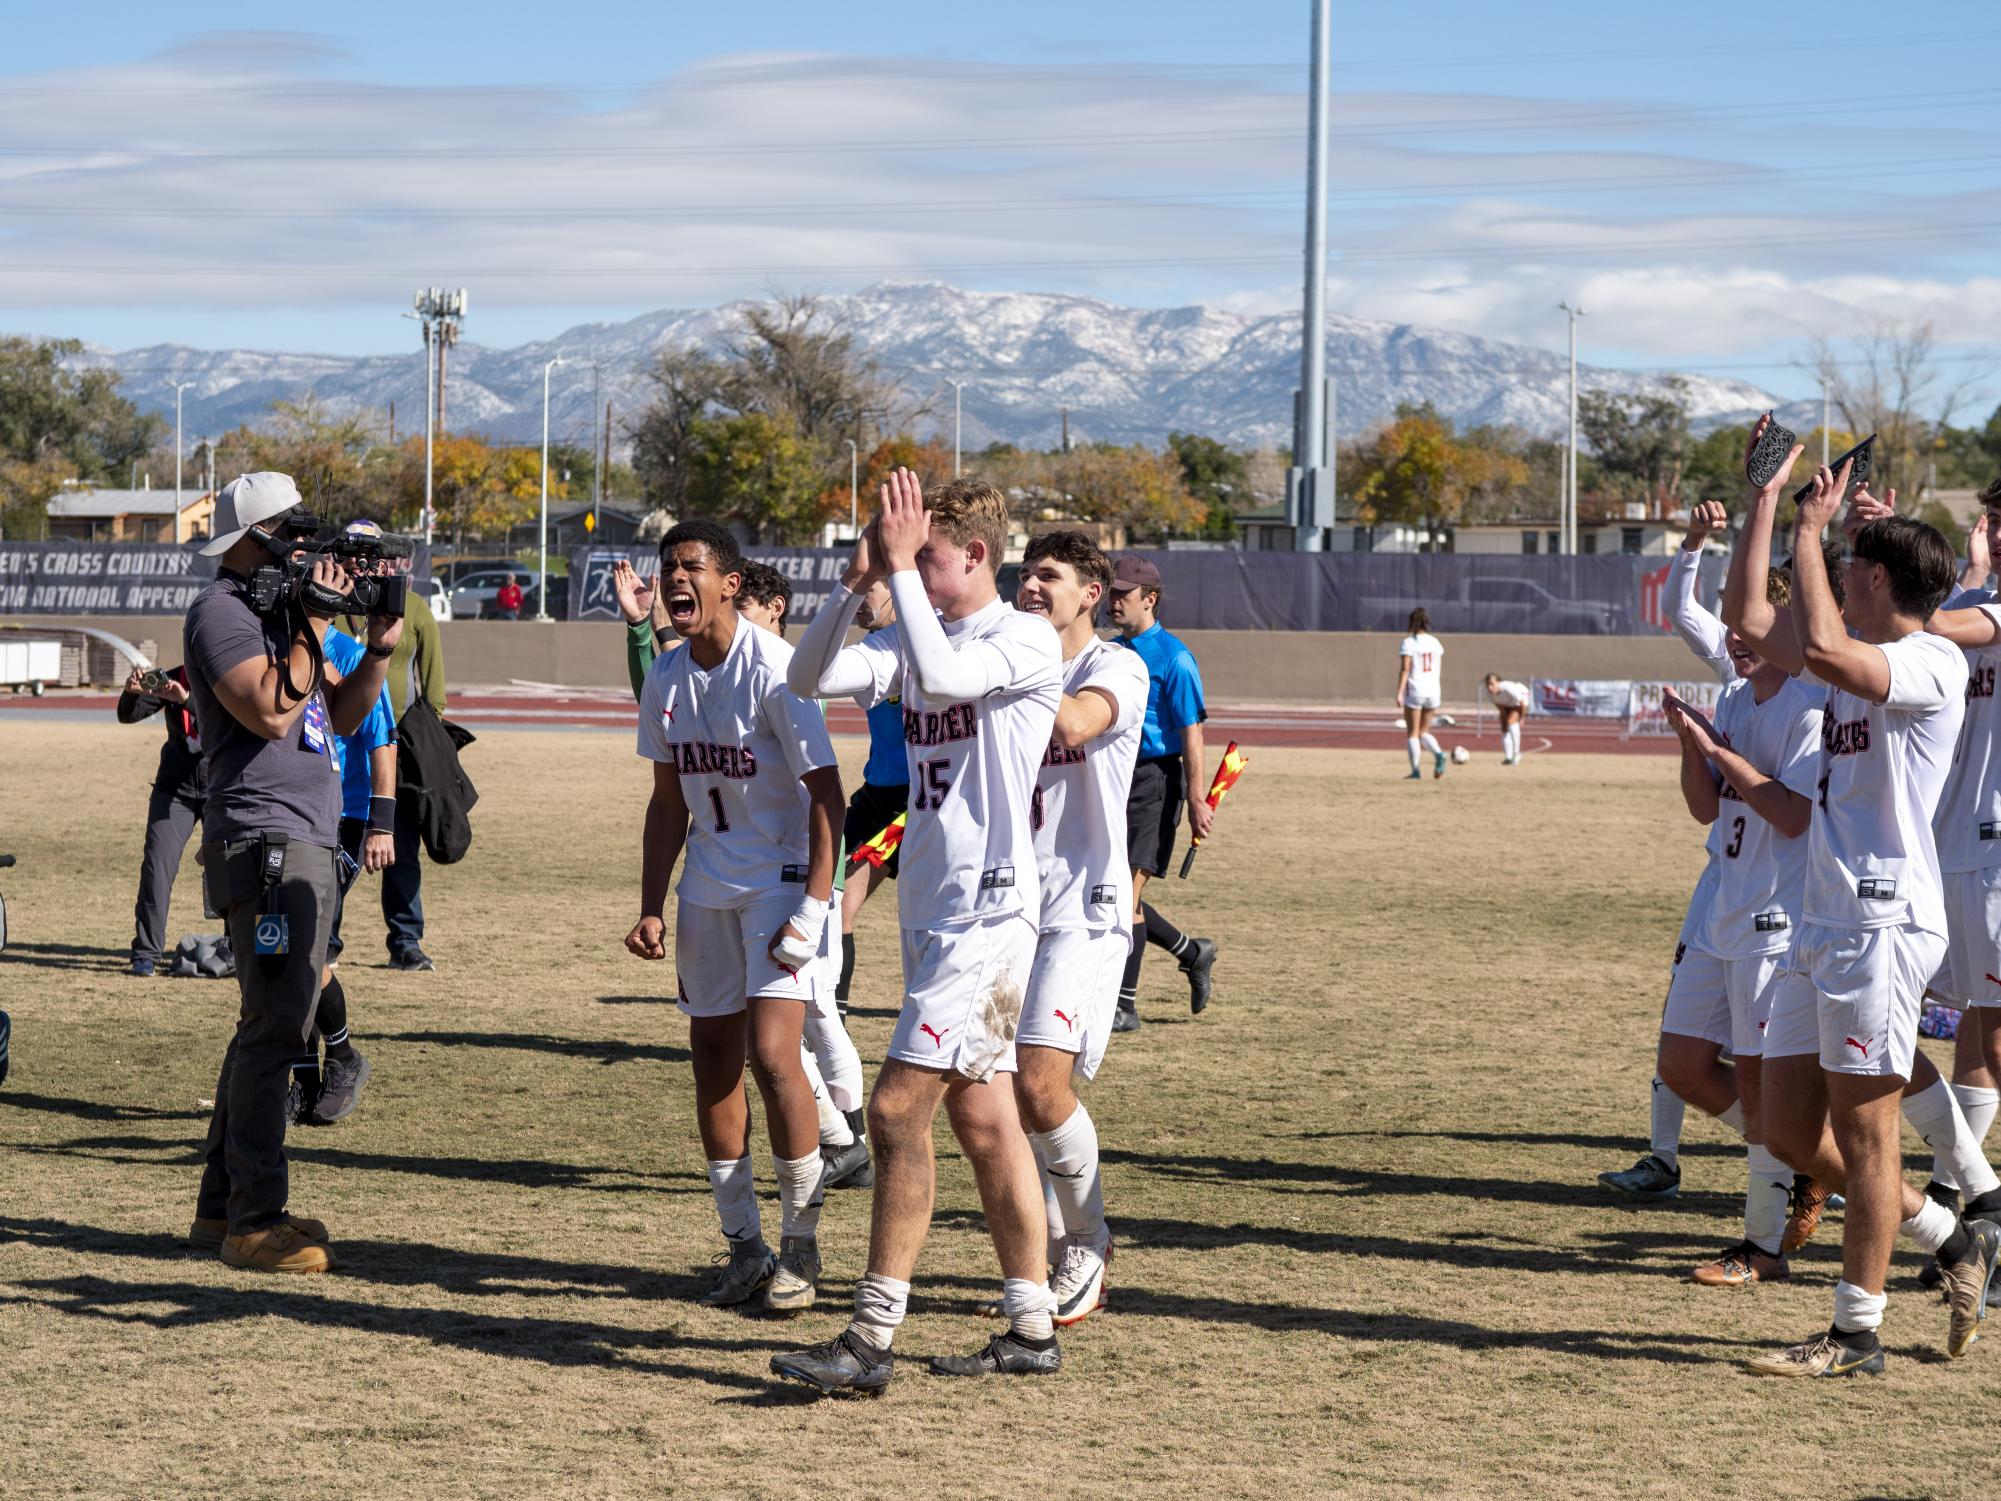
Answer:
[
  {"left": 1296, "top": 1127, "right": 1740, "bottom": 1161},
  {"left": 374, "top": 1030, "right": 692, "bottom": 1066},
  {"left": 0, "top": 1091, "right": 210, "bottom": 1124},
  {"left": 0, "top": 939, "right": 129, "bottom": 972}
]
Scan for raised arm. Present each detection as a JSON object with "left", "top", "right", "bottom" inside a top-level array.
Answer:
[
  {"left": 1791, "top": 460, "right": 1893, "bottom": 702},
  {"left": 874, "top": 469, "right": 1015, "bottom": 701},
  {"left": 1669, "top": 502, "right": 1732, "bottom": 679},
  {"left": 1721, "top": 415, "right": 1807, "bottom": 673}
]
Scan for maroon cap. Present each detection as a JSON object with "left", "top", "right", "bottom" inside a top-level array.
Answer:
[{"left": 1109, "top": 555, "right": 1161, "bottom": 592}]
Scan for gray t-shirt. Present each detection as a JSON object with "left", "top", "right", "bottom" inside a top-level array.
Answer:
[{"left": 182, "top": 571, "right": 342, "bottom": 846}]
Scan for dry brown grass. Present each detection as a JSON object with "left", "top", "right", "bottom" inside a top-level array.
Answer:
[{"left": 0, "top": 718, "right": 1994, "bottom": 1500}]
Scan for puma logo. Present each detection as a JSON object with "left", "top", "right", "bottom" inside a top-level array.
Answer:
[
  {"left": 1844, "top": 1036, "right": 1870, "bottom": 1057},
  {"left": 1053, "top": 1008, "right": 1077, "bottom": 1032},
  {"left": 919, "top": 1023, "right": 952, "bottom": 1049}
]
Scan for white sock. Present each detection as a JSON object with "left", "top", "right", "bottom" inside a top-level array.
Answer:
[
  {"left": 1509, "top": 726, "right": 1522, "bottom": 759},
  {"left": 1833, "top": 1279, "right": 1886, "bottom": 1335},
  {"left": 848, "top": 1272, "right": 909, "bottom": 1351},
  {"left": 1907, "top": 1077, "right": 2001, "bottom": 1197},
  {"left": 1406, "top": 737, "right": 1421, "bottom": 772},
  {"left": 804, "top": 1053, "right": 854, "bottom": 1148},
  {"left": 1717, "top": 1098, "right": 1745, "bottom": 1137},
  {"left": 1027, "top": 1135, "right": 1064, "bottom": 1264},
  {"left": 805, "top": 1004, "right": 866, "bottom": 1115},
  {"left": 1954, "top": 1082, "right": 2000, "bottom": 1159},
  {"left": 705, "top": 1156, "right": 760, "bottom": 1245},
  {"left": 773, "top": 1153, "right": 824, "bottom": 1241},
  {"left": 1030, "top": 1104, "right": 1107, "bottom": 1248},
  {"left": 1900, "top": 1194, "right": 1957, "bottom": 1254},
  {"left": 1650, "top": 1074, "right": 1684, "bottom": 1166},
  {"left": 1743, "top": 1145, "right": 1791, "bottom": 1256},
  {"left": 1001, "top": 1276, "right": 1056, "bottom": 1342},
  {"left": 1419, "top": 732, "right": 1442, "bottom": 757}
]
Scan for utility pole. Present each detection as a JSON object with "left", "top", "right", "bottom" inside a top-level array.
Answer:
[
  {"left": 1061, "top": 407, "right": 1070, "bottom": 453},
  {"left": 1558, "top": 301, "right": 1585, "bottom": 555},
  {"left": 600, "top": 401, "right": 613, "bottom": 526},
  {"left": 1288, "top": 0, "right": 1332, "bottom": 552},
  {"left": 539, "top": 355, "right": 565, "bottom": 622},
  {"left": 170, "top": 380, "right": 194, "bottom": 545},
  {"left": 591, "top": 361, "right": 603, "bottom": 516},
  {"left": 1822, "top": 377, "right": 1831, "bottom": 467},
  {"left": 947, "top": 379, "right": 966, "bottom": 475}
]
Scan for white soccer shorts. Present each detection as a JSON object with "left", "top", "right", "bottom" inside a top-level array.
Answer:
[
  {"left": 1939, "top": 867, "right": 2001, "bottom": 1008},
  {"left": 674, "top": 887, "right": 829, "bottom": 1018},
  {"left": 1763, "top": 921, "right": 1946, "bottom": 1080},
  {"left": 1017, "top": 924, "right": 1130, "bottom": 1082},
  {"left": 889, "top": 912, "right": 1038, "bottom": 1083},
  {"left": 1723, "top": 950, "right": 1787, "bottom": 1058},
  {"left": 1660, "top": 943, "right": 1730, "bottom": 1048},
  {"left": 1401, "top": 690, "right": 1441, "bottom": 711}
]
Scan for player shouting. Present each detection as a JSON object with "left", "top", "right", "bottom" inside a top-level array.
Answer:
[
  {"left": 625, "top": 521, "right": 847, "bottom": 1314},
  {"left": 1727, "top": 428, "right": 1999, "bottom": 1377},
  {"left": 772, "top": 471, "right": 1065, "bottom": 1395}
]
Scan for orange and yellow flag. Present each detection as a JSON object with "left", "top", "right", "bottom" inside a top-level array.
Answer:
[
  {"left": 849, "top": 812, "right": 907, "bottom": 869},
  {"left": 1203, "top": 742, "right": 1249, "bottom": 809}
]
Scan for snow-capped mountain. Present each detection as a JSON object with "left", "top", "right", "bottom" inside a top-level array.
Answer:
[{"left": 73, "top": 282, "right": 1788, "bottom": 455}]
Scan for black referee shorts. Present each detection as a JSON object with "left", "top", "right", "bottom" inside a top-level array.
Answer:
[
  {"left": 1126, "top": 754, "right": 1185, "bottom": 878},
  {"left": 843, "top": 780, "right": 909, "bottom": 879}
]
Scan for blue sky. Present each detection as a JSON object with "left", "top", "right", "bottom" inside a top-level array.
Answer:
[{"left": 3, "top": 1, "right": 1998, "bottom": 415}]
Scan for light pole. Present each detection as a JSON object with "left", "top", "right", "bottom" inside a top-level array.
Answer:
[
  {"left": 404, "top": 307, "right": 437, "bottom": 545},
  {"left": 539, "top": 355, "right": 566, "bottom": 622},
  {"left": 1558, "top": 301, "right": 1585, "bottom": 554},
  {"left": 947, "top": 379, "right": 966, "bottom": 475},
  {"left": 170, "top": 380, "right": 194, "bottom": 544},
  {"left": 1294, "top": 0, "right": 1331, "bottom": 553},
  {"left": 846, "top": 438, "right": 859, "bottom": 535}
]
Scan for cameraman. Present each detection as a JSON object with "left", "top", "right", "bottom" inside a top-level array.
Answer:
[
  {"left": 181, "top": 473, "right": 401, "bottom": 1274},
  {"left": 118, "top": 663, "right": 206, "bottom": 976}
]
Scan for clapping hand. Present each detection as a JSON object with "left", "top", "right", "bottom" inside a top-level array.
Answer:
[
  {"left": 1842, "top": 484, "right": 1895, "bottom": 545},
  {"left": 612, "top": 559, "right": 658, "bottom": 626},
  {"left": 1970, "top": 508, "right": 1993, "bottom": 583},
  {"left": 876, "top": 468, "right": 931, "bottom": 573}
]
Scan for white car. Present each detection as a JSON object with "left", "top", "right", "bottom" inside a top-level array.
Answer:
[{"left": 411, "top": 576, "right": 453, "bottom": 622}]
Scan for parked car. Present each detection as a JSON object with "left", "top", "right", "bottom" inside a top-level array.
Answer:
[
  {"left": 410, "top": 576, "right": 453, "bottom": 622},
  {"left": 1356, "top": 576, "right": 1623, "bottom": 635},
  {"left": 449, "top": 568, "right": 547, "bottom": 620}
]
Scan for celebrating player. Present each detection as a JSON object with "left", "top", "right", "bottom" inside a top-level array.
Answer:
[
  {"left": 1007, "top": 530, "right": 1149, "bottom": 1325},
  {"left": 625, "top": 521, "right": 847, "bottom": 1314},
  {"left": 1397, "top": 607, "right": 1447, "bottom": 780},
  {"left": 1482, "top": 673, "right": 1529, "bottom": 766},
  {"left": 1727, "top": 428, "right": 1998, "bottom": 1376},
  {"left": 773, "top": 471, "right": 1065, "bottom": 1394}
]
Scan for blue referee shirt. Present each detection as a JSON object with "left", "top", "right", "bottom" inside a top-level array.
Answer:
[
  {"left": 323, "top": 629, "right": 400, "bottom": 821},
  {"left": 863, "top": 695, "right": 909, "bottom": 787},
  {"left": 1119, "top": 621, "right": 1207, "bottom": 759}
]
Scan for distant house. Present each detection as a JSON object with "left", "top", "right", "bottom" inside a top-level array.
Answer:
[
  {"left": 505, "top": 502, "right": 646, "bottom": 555},
  {"left": 45, "top": 487, "right": 217, "bottom": 544},
  {"left": 1236, "top": 503, "right": 1436, "bottom": 553},
  {"left": 1452, "top": 516, "right": 1683, "bottom": 556}
]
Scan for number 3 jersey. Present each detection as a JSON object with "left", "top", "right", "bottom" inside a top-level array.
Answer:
[
  {"left": 1699, "top": 675, "right": 1823, "bottom": 958},
  {"left": 1934, "top": 588, "right": 2001, "bottom": 876},
  {"left": 637, "top": 619, "right": 838, "bottom": 910},
  {"left": 1808, "top": 630, "right": 1966, "bottom": 937},
  {"left": 844, "top": 594, "right": 1062, "bottom": 931},
  {"left": 1033, "top": 638, "right": 1150, "bottom": 933}
]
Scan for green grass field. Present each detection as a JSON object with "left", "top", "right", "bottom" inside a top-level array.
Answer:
[{"left": 1, "top": 718, "right": 1994, "bottom": 1500}]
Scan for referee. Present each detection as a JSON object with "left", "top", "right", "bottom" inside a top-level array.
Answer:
[{"left": 1106, "top": 555, "right": 1217, "bottom": 1032}]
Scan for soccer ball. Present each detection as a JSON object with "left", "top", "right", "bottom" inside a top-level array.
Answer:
[{"left": 1450, "top": 746, "right": 1470, "bottom": 765}]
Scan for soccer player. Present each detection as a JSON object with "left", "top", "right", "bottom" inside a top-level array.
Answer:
[
  {"left": 1660, "top": 586, "right": 1822, "bottom": 1287},
  {"left": 1482, "top": 673, "right": 1529, "bottom": 766},
  {"left": 1728, "top": 433, "right": 1999, "bottom": 1376},
  {"left": 1009, "top": 530, "right": 1149, "bottom": 1325},
  {"left": 836, "top": 579, "right": 910, "bottom": 1024},
  {"left": 772, "top": 470, "right": 1064, "bottom": 1393},
  {"left": 624, "top": 520, "right": 847, "bottom": 1314},
  {"left": 1397, "top": 607, "right": 1447, "bottom": 779},
  {"left": 1106, "top": 556, "right": 1217, "bottom": 1031}
]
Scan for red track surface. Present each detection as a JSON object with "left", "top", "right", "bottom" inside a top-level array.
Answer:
[{"left": 1, "top": 687, "right": 1676, "bottom": 754}]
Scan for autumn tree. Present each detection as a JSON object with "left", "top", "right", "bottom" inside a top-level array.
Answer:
[
  {"left": 1577, "top": 378, "right": 1691, "bottom": 516},
  {"left": 681, "top": 412, "right": 826, "bottom": 542},
  {"left": 1167, "top": 431, "right": 1252, "bottom": 539}
]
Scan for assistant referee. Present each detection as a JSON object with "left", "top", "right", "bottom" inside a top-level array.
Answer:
[{"left": 1106, "top": 555, "right": 1217, "bottom": 1032}]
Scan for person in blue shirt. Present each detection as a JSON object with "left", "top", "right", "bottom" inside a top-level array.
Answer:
[
  {"left": 1106, "top": 555, "right": 1217, "bottom": 1032},
  {"left": 295, "top": 620, "right": 397, "bottom": 1125},
  {"left": 836, "top": 579, "right": 911, "bottom": 1019}
]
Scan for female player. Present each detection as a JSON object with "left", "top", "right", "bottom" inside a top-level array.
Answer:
[
  {"left": 1396, "top": 607, "right": 1447, "bottom": 779},
  {"left": 1483, "top": 672, "right": 1529, "bottom": 765}
]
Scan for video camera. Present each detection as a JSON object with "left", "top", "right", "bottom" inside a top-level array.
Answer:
[{"left": 247, "top": 513, "right": 413, "bottom": 621}]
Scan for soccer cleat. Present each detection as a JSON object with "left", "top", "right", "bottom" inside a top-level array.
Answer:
[
  {"left": 285, "top": 1075, "right": 308, "bottom": 1126},
  {"left": 307, "top": 1050, "right": 371, "bottom": 1125},
  {"left": 930, "top": 1329, "right": 1063, "bottom": 1378},
  {"left": 1180, "top": 937, "right": 1217, "bottom": 1015},
  {"left": 1404, "top": 770, "right": 1422, "bottom": 781},
  {"left": 1782, "top": 1176, "right": 1833, "bottom": 1253},
  {"left": 1110, "top": 1005, "right": 1142, "bottom": 1034},
  {"left": 189, "top": 1212, "right": 329, "bottom": 1251},
  {"left": 1690, "top": 1240, "right": 1788, "bottom": 1287},
  {"left": 1432, "top": 751, "right": 1447, "bottom": 780},
  {"left": 1051, "top": 1237, "right": 1111, "bottom": 1325},
  {"left": 699, "top": 1238, "right": 776, "bottom": 1307},
  {"left": 763, "top": 1235, "right": 822, "bottom": 1312},
  {"left": 770, "top": 1330, "right": 894, "bottom": 1395},
  {"left": 1941, "top": 1218, "right": 2001, "bottom": 1357},
  {"left": 821, "top": 1134, "right": 873, "bottom": 1191},
  {"left": 1597, "top": 1153, "right": 1680, "bottom": 1201},
  {"left": 220, "top": 1222, "right": 335, "bottom": 1274},
  {"left": 388, "top": 946, "right": 436, "bottom": 972},
  {"left": 128, "top": 957, "right": 156, "bottom": 977},
  {"left": 1742, "top": 1326, "right": 1885, "bottom": 1378}
]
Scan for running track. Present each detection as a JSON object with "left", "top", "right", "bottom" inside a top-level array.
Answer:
[{"left": 0, "top": 687, "right": 1675, "bottom": 755}]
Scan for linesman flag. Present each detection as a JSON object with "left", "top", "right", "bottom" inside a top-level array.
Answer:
[
  {"left": 1178, "top": 742, "right": 1248, "bottom": 879},
  {"left": 849, "top": 812, "right": 907, "bottom": 870}
]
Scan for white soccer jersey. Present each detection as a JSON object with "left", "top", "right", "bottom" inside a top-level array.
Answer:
[
  {"left": 1400, "top": 633, "right": 1444, "bottom": 698},
  {"left": 1488, "top": 679, "right": 1529, "bottom": 710},
  {"left": 1806, "top": 630, "right": 1966, "bottom": 937},
  {"left": 1935, "top": 590, "right": 2001, "bottom": 874},
  {"left": 1033, "top": 636, "right": 1149, "bottom": 932},
  {"left": 1700, "top": 676, "right": 1823, "bottom": 958},
  {"left": 840, "top": 596, "right": 1062, "bottom": 930},
  {"left": 637, "top": 618, "right": 837, "bottom": 910}
]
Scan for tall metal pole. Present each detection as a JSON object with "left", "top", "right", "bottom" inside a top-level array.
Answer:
[
  {"left": 539, "top": 356, "right": 564, "bottom": 622},
  {"left": 1822, "top": 378, "right": 1830, "bottom": 466},
  {"left": 1293, "top": 0, "right": 1331, "bottom": 553},
  {"left": 847, "top": 438, "right": 859, "bottom": 534},
  {"left": 1559, "top": 301, "right": 1584, "bottom": 555},
  {"left": 424, "top": 320, "right": 436, "bottom": 545},
  {"left": 947, "top": 379, "right": 966, "bottom": 475},
  {"left": 592, "top": 362, "right": 603, "bottom": 516},
  {"left": 171, "top": 380, "right": 194, "bottom": 545}
]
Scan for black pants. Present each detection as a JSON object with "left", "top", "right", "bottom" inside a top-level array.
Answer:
[
  {"left": 193, "top": 837, "right": 339, "bottom": 1234},
  {"left": 380, "top": 798, "right": 424, "bottom": 959},
  {"left": 132, "top": 781, "right": 205, "bottom": 964}
]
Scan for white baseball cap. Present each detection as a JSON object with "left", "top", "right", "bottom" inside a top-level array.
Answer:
[{"left": 201, "top": 472, "right": 305, "bottom": 556}]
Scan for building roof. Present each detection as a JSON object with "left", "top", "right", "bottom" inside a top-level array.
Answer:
[{"left": 46, "top": 488, "right": 213, "bottom": 519}]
